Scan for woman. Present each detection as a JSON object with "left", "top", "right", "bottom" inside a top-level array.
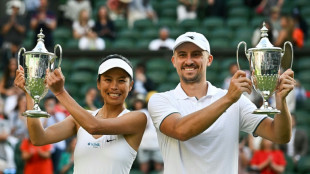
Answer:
[
  {"left": 0, "top": 58, "right": 23, "bottom": 116},
  {"left": 0, "top": 58, "right": 20, "bottom": 98},
  {"left": 72, "top": 9, "right": 105, "bottom": 50},
  {"left": 7, "top": 93, "right": 27, "bottom": 140},
  {"left": 20, "top": 138, "right": 53, "bottom": 174},
  {"left": 93, "top": 5, "right": 116, "bottom": 41},
  {"left": 15, "top": 54, "right": 147, "bottom": 173},
  {"left": 250, "top": 138, "right": 286, "bottom": 174},
  {"left": 274, "top": 15, "right": 294, "bottom": 47}
]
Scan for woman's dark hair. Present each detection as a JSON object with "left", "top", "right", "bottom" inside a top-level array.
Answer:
[
  {"left": 14, "top": 93, "right": 26, "bottom": 111},
  {"left": 97, "top": 54, "right": 133, "bottom": 81},
  {"left": 2, "top": 58, "right": 17, "bottom": 88}
]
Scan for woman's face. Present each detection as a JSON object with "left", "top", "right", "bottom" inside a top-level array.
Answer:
[
  {"left": 9, "top": 58, "right": 17, "bottom": 72},
  {"left": 80, "top": 10, "right": 89, "bottom": 21},
  {"left": 98, "top": 6, "right": 108, "bottom": 18},
  {"left": 280, "top": 17, "right": 288, "bottom": 28},
  {"left": 97, "top": 68, "right": 133, "bottom": 106}
]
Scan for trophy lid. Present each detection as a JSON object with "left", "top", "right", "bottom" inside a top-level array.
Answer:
[
  {"left": 25, "top": 28, "right": 54, "bottom": 56},
  {"left": 250, "top": 22, "right": 281, "bottom": 51}
]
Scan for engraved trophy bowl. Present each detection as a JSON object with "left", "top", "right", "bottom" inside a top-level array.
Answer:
[
  {"left": 17, "top": 29, "right": 62, "bottom": 118},
  {"left": 236, "top": 22, "right": 293, "bottom": 115}
]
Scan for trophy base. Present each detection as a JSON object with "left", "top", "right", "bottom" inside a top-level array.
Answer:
[
  {"left": 22, "top": 110, "right": 50, "bottom": 118},
  {"left": 252, "top": 108, "right": 281, "bottom": 115}
]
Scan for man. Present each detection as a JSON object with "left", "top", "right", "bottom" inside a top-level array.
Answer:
[
  {"left": 280, "top": 113, "right": 308, "bottom": 168},
  {"left": 147, "top": 32, "right": 295, "bottom": 174},
  {"left": 148, "top": 27, "right": 175, "bottom": 51},
  {"left": 30, "top": 0, "right": 57, "bottom": 50}
]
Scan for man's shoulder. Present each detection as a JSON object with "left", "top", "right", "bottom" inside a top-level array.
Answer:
[{"left": 149, "top": 90, "right": 176, "bottom": 102}]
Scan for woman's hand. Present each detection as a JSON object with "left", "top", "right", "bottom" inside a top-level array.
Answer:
[
  {"left": 14, "top": 65, "right": 27, "bottom": 93},
  {"left": 46, "top": 68, "right": 65, "bottom": 96}
]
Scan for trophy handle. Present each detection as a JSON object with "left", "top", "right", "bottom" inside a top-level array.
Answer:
[
  {"left": 53, "top": 44, "right": 62, "bottom": 70},
  {"left": 17, "top": 47, "right": 26, "bottom": 69},
  {"left": 236, "top": 41, "right": 248, "bottom": 70},
  {"left": 282, "top": 41, "right": 294, "bottom": 69}
]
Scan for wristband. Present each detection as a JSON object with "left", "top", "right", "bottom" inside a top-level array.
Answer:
[{"left": 55, "top": 90, "right": 65, "bottom": 96}]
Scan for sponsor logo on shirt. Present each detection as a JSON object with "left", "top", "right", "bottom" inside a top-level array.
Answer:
[{"left": 88, "top": 142, "right": 100, "bottom": 148}]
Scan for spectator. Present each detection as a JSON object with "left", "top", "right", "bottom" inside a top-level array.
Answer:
[
  {"left": 274, "top": 15, "right": 294, "bottom": 47},
  {"left": 63, "top": 0, "right": 92, "bottom": 24},
  {"left": 0, "top": 116, "right": 17, "bottom": 172},
  {"left": 0, "top": 58, "right": 20, "bottom": 98},
  {"left": 132, "top": 63, "right": 155, "bottom": 96},
  {"left": 269, "top": 6, "right": 281, "bottom": 41},
  {"left": 239, "top": 135, "right": 252, "bottom": 174},
  {"left": 295, "top": 79, "right": 307, "bottom": 109},
  {"left": 255, "top": 0, "right": 284, "bottom": 16},
  {"left": 41, "top": 96, "right": 66, "bottom": 174},
  {"left": 291, "top": 8, "right": 307, "bottom": 48},
  {"left": 73, "top": 9, "right": 105, "bottom": 50},
  {"left": 292, "top": 8, "right": 308, "bottom": 41},
  {"left": 0, "top": 58, "right": 23, "bottom": 116},
  {"left": 148, "top": 27, "right": 175, "bottom": 51},
  {"left": 80, "top": 87, "right": 100, "bottom": 111},
  {"left": 58, "top": 137, "right": 76, "bottom": 174},
  {"left": 24, "top": 0, "right": 40, "bottom": 29},
  {"left": 93, "top": 5, "right": 116, "bottom": 41},
  {"left": 134, "top": 97, "right": 163, "bottom": 174},
  {"left": 280, "top": 114, "right": 308, "bottom": 171},
  {"left": 0, "top": 0, "right": 26, "bottom": 51},
  {"left": 252, "top": 21, "right": 274, "bottom": 47},
  {"left": 20, "top": 138, "right": 53, "bottom": 174},
  {"left": 198, "top": 0, "right": 226, "bottom": 19},
  {"left": 30, "top": 0, "right": 57, "bottom": 50},
  {"left": 107, "top": 0, "right": 131, "bottom": 21},
  {"left": 222, "top": 63, "right": 239, "bottom": 90},
  {"left": 250, "top": 139, "right": 286, "bottom": 174},
  {"left": 127, "top": 0, "right": 157, "bottom": 28},
  {"left": 7, "top": 93, "right": 28, "bottom": 140},
  {"left": 177, "top": 0, "right": 198, "bottom": 23}
]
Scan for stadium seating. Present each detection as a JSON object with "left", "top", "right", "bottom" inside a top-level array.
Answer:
[
  {"left": 201, "top": 17, "right": 225, "bottom": 31},
  {"left": 112, "top": 39, "right": 135, "bottom": 49},
  {"left": 178, "top": 19, "right": 200, "bottom": 31}
]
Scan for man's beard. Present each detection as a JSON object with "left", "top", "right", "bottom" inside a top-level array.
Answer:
[
  {"left": 180, "top": 64, "right": 203, "bottom": 84},
  {"left": 181, "top": 71, "right": 202, "bottom": 84}
]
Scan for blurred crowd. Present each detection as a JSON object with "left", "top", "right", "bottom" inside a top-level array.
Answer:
[{"left": 0, "top": 0, "right": 310, "bottom": 174}]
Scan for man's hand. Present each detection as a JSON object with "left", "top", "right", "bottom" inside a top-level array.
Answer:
[
  {"left": 226, "top": 70, "right": 252, "bottom": 103},
  {"left": 276, "top": 69, "right": 295, "bottom": 100}
]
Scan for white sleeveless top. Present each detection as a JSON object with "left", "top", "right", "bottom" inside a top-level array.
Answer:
[{"left": 73, "top": 109, "right": 137, "bottom": 174}]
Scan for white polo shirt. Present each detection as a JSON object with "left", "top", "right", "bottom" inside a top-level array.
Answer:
[{"left": 148, "top": 82, "right": 267, "bottom": 174}]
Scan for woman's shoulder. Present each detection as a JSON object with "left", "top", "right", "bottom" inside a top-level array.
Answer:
[{"left": 124, "top": 109, "right": 146, "bottom": 117}]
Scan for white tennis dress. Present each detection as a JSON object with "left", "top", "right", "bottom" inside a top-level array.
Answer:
[{"left": 73, "top": 109, "right": 137, "bottom": 174}]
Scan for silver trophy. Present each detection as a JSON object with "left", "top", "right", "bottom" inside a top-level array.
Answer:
[
  {"left": 18, "top": 29, "right": 62, "bottom": 117},
  {"left": 237, "top": 22, "right": 293, "bottom": 114}
]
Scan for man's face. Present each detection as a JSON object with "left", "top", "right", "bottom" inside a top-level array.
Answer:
[{"left": 172, "top": 42, "right": 212, "bottom": 84}]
